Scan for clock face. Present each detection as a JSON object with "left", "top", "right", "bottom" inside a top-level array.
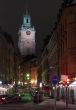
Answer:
[{"left": 26, "top": 30, "right": 31, "bottom": 35}]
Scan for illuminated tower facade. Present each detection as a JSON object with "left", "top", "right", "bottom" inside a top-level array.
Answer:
[{"left": 18, "top": 11, "right": 36, "bottom": 56}]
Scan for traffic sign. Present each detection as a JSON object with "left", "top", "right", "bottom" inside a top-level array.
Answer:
[{"left": 52, "top": 75, "right": 59, "bottom": 85}]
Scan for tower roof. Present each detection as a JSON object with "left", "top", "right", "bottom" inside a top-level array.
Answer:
[
  {"left": 20, "top": 10, "right": 35, "bottom": 31},
  {"left": 22, "top": 12, "right": 31, "bottom": 28}
]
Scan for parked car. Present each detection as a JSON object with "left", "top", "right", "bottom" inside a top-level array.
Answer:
[
  {"left": 33, "top": 91, "right": 43, "bottom": 103},
  {"left": 0, "top": 94, "right": 9, "bottom": 104},
  {"left": 5, "top": 93, "right": 21, "bottom": 103}
]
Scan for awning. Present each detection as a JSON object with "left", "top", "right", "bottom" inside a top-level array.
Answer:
[{"left": 69, "top": 81, "right": 76, "bottom": 87}]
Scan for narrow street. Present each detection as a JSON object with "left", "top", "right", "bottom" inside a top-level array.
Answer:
[{"left": 0, "top": 1, "right": 76, "bottom": 110}]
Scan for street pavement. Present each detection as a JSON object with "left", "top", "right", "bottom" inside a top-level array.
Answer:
[
  {"left": 42, "top": 97, "right": 76, "bottom": 110},
  {"left": 0, "top": 97, "right": 76, "bottom": 110}
]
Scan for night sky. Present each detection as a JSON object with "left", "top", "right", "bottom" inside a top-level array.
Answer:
[{"left": 0, "top": 0, "right": 63, "bottom": 56}]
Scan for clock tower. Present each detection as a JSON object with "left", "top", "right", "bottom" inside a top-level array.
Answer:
[{"left": 18, "top": 11, "right": 36, "bottom": 56}]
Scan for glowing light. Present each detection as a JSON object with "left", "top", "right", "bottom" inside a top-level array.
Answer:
[
  {"left": 39, "top": 83, "right": 42, "bottom": 88},
  {"left": 18, "top": 81, "right": 21, "bottom": 85},
  {"left": 0, "top": 81, "right": 2, "bottom": 84},
  {"left": 35, "top": 80, "right": 37, "bottom": 84},
  {"left": 31, "top": 79, "right": 34, "bottom": 84},
  {"left": 67, "top": 78, "right": 70, "bottom": 84},
  {"left": 24, "top": 82, "right": 27, "bottom": 84},
  {"left": 26, "top": 73, "right": 30, "bottom": 80},
  {"left": 26, "top": 73, "right": 30, "bottom": 77}
]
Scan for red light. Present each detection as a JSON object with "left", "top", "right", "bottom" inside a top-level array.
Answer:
[
  {"left": 62, "top": 81, "right": 67, "bottom": 85},
  {"left": 67, "top": 78, "right": 70, "bottom": 84},
  {"left": 62, "top": 78, "right": 70, "bottom": 86}
]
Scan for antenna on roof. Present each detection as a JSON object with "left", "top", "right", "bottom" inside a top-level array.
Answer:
[
  {"left": 25, "top": 0, "right": 29, "bottom": 15},
  {"left": 26, "top": 9, "right": 28, "bottom": 15}
]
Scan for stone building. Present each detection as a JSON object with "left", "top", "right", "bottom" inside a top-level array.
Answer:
[
  {"left": 18, "top": 11, "right": 36, "bottom": 56},
  {"left": 56, "top": 1, "right": 76, "bottom": 80},
  {"left": 46, "top": 31, "right": 59, "bottom": 85},
  {"left": 0, "top": 28, "right": 20, "bottom": 84}
]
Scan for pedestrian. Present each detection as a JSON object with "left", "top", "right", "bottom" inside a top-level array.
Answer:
[{"left": 70, "top": 89, "right": 74, "bottom": 104}]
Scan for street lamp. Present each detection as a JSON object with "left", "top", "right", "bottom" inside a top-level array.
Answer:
[{"left": 26, "top": 73, "right": 30, "bottom": 80}]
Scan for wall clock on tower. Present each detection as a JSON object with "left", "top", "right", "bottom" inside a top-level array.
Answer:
[{"left": 26, "top": 30, "right": 31, "bottom": 35}]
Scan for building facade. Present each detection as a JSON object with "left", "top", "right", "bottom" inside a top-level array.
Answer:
[
  {"left": 47, "top": 31, "right": 59, "bottom": 85},
  {"left": 54, "top": 1, "right": 76, "bottom": 101},
  {"left": 37, "top": 1, "right": 76, "bottom": 99},
  {"left": 30, "top": 60, "right": 38, "bottom": 88},
  {"left": 0, "top": 28, "right": 20, "bottom": 85},
  {"left": 56, "top": 2, "right": 76, "bottom": 81}
]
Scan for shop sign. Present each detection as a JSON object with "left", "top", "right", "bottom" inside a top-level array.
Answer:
[{"left": 61, "top": 75, "right": 68, "bottom": 81}]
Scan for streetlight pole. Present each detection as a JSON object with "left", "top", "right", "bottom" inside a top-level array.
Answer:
[
  {"left": 63, "top": 78, "right": 70, "bottom": 110},
  {"left": 54, "top": 85, "right": 57, "bottom": 110},
  {"left": 52, "top": 75, "right": 59, "bottom": 110},
  {"left": 66, "top": 85, "right": 68, "bottom": 109}
]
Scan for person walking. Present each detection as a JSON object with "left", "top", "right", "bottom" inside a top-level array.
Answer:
[{"left": 70, "top": 89, "right": 74, "bottom": 104}]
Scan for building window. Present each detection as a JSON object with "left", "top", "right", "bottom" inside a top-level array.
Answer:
[
  {"left": 75, "top": 13, "right": 76, "bottom": 22},
  {"left": 27, "top": 18, "right": 28, "bottom": 23}
]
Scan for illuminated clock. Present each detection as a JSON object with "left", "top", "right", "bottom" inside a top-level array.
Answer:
[{"left": 26, "top": 30, "right": 31, "bottom": 35}]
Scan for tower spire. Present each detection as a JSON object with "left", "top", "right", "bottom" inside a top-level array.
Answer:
[
  {"left": 26, "top": 9, "right": 28, "bottom": 15},
  {"left": 25, "top": 0, "right": 29, "bottom": 15}
]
